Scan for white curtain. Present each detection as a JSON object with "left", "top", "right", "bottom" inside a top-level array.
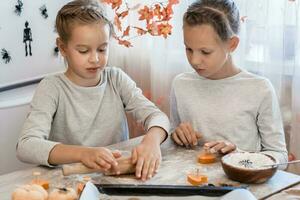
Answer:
[
  {"left": 108, "top": 0, "right": 192, "bottom": 137},
  {"left": 108, "top": 0, "right": 300, "bottom": 174},
  {"left": 234, "top": 0, "right": 300, "bottom": 174}
]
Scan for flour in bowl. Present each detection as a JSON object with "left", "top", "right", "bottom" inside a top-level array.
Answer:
[{"left": 222, "top": 152, "right": 276, "bottom": 169}]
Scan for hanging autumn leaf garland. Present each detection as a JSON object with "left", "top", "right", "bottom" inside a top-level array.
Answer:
[{"left": 101, "top": 0, "right": 180, "bottom": 47}]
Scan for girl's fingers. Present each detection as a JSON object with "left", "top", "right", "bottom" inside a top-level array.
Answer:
[
  {"left": 175, "top": 128, "right": 189, "bottom": 146},
  {"left": 180, "top": 124, "right": 193, "bottom": 145},
  {"left": 141, "top": 159, "right": 150, "bottom": 181},
  {"left": 147, "top": 159, "right": 157, "bottom": 179},
  {"left": 172, "top": 132, "right": 183, "bottom": 146},
  {"left": 100, "top": 153, "right": 118, "bottom": 168},
  {"left": 204, "top": 141, "right": 218, "bottom": 149},
  {"left": 204, "top": 141, "right": 219, "bottom": 153},
  {"left": 154, "top": 159, "right": 160, "bottom": 173},
  {"left": 195, "top": 132, "right": 202, "bottom": 139},
  {"left": 135, "top": 157, "right": 144, "bottom": 178},
  {"left": 221, "top": 143, "right": 236, "bottom": 154},
  {"left": 95, "top": 158, "right": 111, "bottom": 170},
  {"left": 186, "top": 123, "right": 198, "bottom": 145},
  {"left": 112, "top": 150, "right": 122, "bottom": 158},
  {"left": 131, "top": 148, "right": 138, "bottom": 164},
  {"left": 211, "top": 142, "right": 226, "bottom": 153},
  {"left": 84, "top": 161, "right": 99, "bottom": 170}
]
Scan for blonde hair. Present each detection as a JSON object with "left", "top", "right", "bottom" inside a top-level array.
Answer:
[{"left": 55, "top": 0, "right": 114, "bottom": 42}]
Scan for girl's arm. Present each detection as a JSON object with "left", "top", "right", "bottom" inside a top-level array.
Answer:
[
  {"left": 16, "top": 79, "right": 60, "bottom": 166},
  {"left": 170, "top": 81, "right": 201, "bottom": 147},
  {"left": 113, "top": 68, "right": 169, "bottom": 180},
  {"left": 48, "top": 144, "right": 120, "bottom": 172},
  {"left": 114, "top": 68, "right": 170, "bottom": 136},
  {"left": 170, "top": 85, "right": 181, "bottom": 133},
  {"left": 257, "top": 80, "right": 288, "bottom": 168},
  {"left": 131, "top": 126, "right": 167, "bottom": 181}
]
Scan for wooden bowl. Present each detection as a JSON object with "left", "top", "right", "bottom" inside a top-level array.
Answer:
[{"left": 221, "top": 152, "right": 278, "bottom": 184}]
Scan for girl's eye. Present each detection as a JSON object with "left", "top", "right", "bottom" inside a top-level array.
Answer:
[
  {"left": 186, "top": 48, "right": 193, "bottom": 52},
  {"left": 202, "top": 50, "right": 211, "bottom": 55},
  {"left": 98, "top": 48, "right": 107, "bottom": 53},
  {"left": 78, "top": 50, "right": 88, "bottom": 54}
]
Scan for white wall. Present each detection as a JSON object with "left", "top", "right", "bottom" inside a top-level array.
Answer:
[
  {"left": 0, "top": 0, "right": 69, "bottom": 89},
  {"left": 0, "top": 84, "right": 38, "bottom": 175},
  {"left": 0, "top": 0, "right": 70, "bottom": 174}
]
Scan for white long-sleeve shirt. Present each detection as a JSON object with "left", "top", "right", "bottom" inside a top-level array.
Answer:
[
  {"left": 17, "top": 67, "right": 170, "bottom": 166},
  {"left": 170, "top": 70, "right": 288, "bottom": 165}
]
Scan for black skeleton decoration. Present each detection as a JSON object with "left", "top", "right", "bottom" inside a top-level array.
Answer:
[
  {"left": 14, "top": 0, "right": 24, "bottom": 16},
  {"left": 1, "top": 48, "right": 12, "bottom": 64},
  {"left": 39, "top": 5, "right": 48, "bottom": 19},
  {"left": 23, "top": 21, "right": 33, "bottom": 56},
  {"left": 54, "top": 46, "right": 59, "bottom": 57}
]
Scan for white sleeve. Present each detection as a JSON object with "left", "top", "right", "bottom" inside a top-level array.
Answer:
[
  {"left": 257, "top": 80, "right": 288, "bottom": 169},
  {"left": 114, "top": 68, "right": 170, "bottom": 134},
  {"left": 170, "top": 83, "right": 181, "bottom": 134},
  {"left": 16, "top": 78, "right": 60, "bottom": 166}
]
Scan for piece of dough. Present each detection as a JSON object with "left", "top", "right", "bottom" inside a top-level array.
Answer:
[{"left": 104, "top": 156, "right": 136, "bottom": 176}]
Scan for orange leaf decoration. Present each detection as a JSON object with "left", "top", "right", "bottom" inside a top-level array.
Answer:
[
  {"left": 101, "top": 0, "right": 179, "bottom": 47},
  {"left": 117, "top": 38, "right": 132, "bottom": 47},
  {"left": 168, "top": 0, "right": 180, "bottom": 5},
  {"left": 138, "top": 6, "right": 154, "bottom": 22},
  {"left": 153, "top": 4, "right": 162, "bottom": 19},
  {"left": 123, "top": 26, "right": 130, "bottom": 37},
  {"left": 102, "top": 0, "right": 123, "bottom": 9},
  {"left": 161, "top": 4, "right": 173, "bottom": 21},
  {"left": 134, "top": 27, "right": 148, "bottom": 36},
  {"left": 114, "top": 15, "right": 122, "bottom": 31},
  {"left": 147, "top": 22, "right": 158, "bottom": 36},
  {"left": 119, "top": 10, "right": 129, "bottom": 19},
  {"left": 157, "top": 23, "right": 172, "bottom": 38}
]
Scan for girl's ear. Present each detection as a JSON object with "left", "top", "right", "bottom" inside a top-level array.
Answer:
[
  {"left": 228, "top": 36, "right": 240, "bottom": 52},
  {"left": 56, "top": 37, "right": 67, "bottom": 57}
]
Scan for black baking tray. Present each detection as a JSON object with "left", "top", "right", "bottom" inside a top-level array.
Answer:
[{"left": 95, "top": 184, "right": 247, "bottom": 197}]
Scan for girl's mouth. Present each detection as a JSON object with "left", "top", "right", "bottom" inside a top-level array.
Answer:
[{"left": 86, "top": 67, "right": 100, "bottom": 73}]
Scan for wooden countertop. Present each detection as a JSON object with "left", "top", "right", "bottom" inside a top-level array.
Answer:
[{"left": 1, "top": 137, "right": 300, "bottom": 200}]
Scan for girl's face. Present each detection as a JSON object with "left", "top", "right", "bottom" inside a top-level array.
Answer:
[
  {"left": 183, "top": 24, "right": 237, "bottom": 80},
  {"left": 58, "top": 22, "right": 110, "bottom": 87}
]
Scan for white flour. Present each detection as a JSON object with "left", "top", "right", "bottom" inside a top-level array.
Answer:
[{"left": 222, "top": 152, "right": 275, "bottom": 169}]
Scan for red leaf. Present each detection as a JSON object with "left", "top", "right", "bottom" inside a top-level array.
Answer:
[
  {"left": 114, "top": 15, "right": 122, "bottom": 31},
  {"left": 118, "top": 38, "right": 133, "bottom": 47},
  {"left": 123, "top": 26, "right": 130, "bottom": 37}
]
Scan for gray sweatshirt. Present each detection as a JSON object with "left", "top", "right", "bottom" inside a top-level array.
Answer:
[
  {"left": 170, "top": 70, "right": 288, "bottom": 165},
  {"left": 17, "top": 67, "right": 170, "bottom": 166}
]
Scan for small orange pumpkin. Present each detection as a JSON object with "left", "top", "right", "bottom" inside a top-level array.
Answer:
[
  {"left": 31, "top": 179, "right": 50, "bottom": 190},
  {"left": 12, "top": 184, "right": 48, "bottom": 200}
]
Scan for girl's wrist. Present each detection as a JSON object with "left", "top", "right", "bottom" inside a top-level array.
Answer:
[
  {"left": 77, "top": 146, "right": 89, "bottom": 163},
  {"left": 144, "top": 126, "right": 167, "bottom": 145}
]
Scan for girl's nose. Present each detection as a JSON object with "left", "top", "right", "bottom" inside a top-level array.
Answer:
[
  {"left": 190, "top": 53, "right": 202, "bottom": 67},
  {"left": 89, "top": 52, "right": 99, "bottom": 63}
]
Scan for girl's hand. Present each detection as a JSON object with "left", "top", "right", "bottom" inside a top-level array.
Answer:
[
  {"left": 131, "top": 138, "right": 162, "bottom": 181},
  {"left": 171, "top": 122, "right": 202, "bottom": 147},
  {"left": 80, "top": 147, "right": 121, "bottom": 173},
  {"left": 204, "top": 141, "right": 236, "bottom": 154}
]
